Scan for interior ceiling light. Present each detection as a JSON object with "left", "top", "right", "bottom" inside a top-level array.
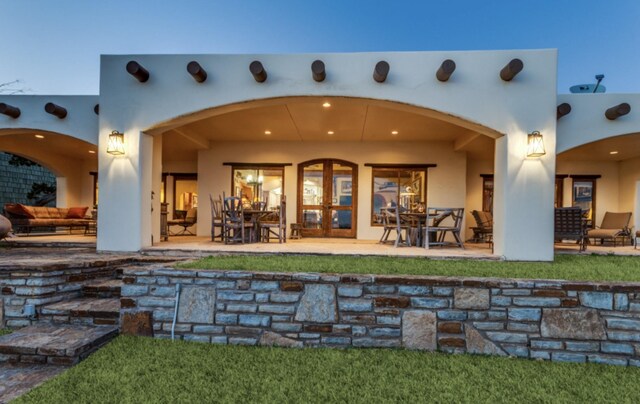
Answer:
[
  {"left": 327, "top": 131, "right": 334, "bottom": 135},
  {"left": 34, "top": 134, "right": 45, "bottom": 139},
  {"left": 264, "top": 130, "right": 271, "bottom": 135},
  {"left": 610, "top": 151, "right": 619, "bottom": 155},
  {"left": 391, "top": 130, "right": 399, "bottom": 135},
  {"left": 322, "top": 102, "right": 331, "bottom": 108}
]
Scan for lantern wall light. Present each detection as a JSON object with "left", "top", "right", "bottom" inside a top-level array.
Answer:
[
  {"left": 107, "top": 130, "right": 125, "bottom": 155},
  {"left": 526, "top": 131, "right": 546, "bottom": 157}
]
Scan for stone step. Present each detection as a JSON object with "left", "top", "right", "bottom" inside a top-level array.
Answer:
[
  {"left": 0, "top": 323, "right": 118, "bottom": 366},
  {"left": 82, "top": 278, "right": 123, "bottom": 298},
  {"left": 40, "top": 298, "right": 120, "bottom": 326}
]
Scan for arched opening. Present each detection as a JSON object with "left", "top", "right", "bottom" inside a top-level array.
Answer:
[
  {"left": 143, "top": 96, "right": 499, "bottom": 253},
  {"left": 557, "top": 132, "right": 640, "bottom": 247}
]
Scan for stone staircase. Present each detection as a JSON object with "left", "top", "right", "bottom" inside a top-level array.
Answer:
[{"left": 0, "top": 276, "right": 123, "bottom": 366}]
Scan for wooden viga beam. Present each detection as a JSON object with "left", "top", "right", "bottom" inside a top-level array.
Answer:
[
  {"left": 557, "top": 103, "right": 571, "bottom": 119},
  {"left": 500, "top": 58, "right": 523, "bottom": 81},
  {"left": 187, "top": 61, "right": 207, "bottom": 83},
  {"left": 436, "top": 59, "right": 456, "bottom": 82},
  {"left": 0, "top": 102, "right": 20, "bottom": 118},
  {"left": 250, "top": 61, "right": 267, "bottom": 83},
  {"left": 126, "top": 61, "right": 150, "bottom": 83},
  {"left": 605, "top": 103, "right": 631, "bottom": 120},
  {"left": 44, "top": 102, "right": 67, "bottom": 119},
  {"left": 311, "top": 60, "right": 326, "bottom": 82},
  {"left": 373, "top": 61, "right": 389, "bottom": 83}
]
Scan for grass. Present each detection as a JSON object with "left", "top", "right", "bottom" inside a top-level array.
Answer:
[
  {"left": 17, "top": 336, "right": 640, "bottom": 403},
  {"left": 0, "top": 329, "right": 11, "bottom": 336},
  {"left": 177, "top": 254, "right": 640, "bottom": 282}
]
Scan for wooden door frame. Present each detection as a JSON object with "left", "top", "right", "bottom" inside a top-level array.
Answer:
[{"left": 297, "top": 158, "right": 358, "bottom": 238}]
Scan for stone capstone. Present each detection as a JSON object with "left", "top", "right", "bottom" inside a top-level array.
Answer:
[
  {"left": 0, "top": 214, "right": 12, "bottom": 239},
  {"left": 465, "top": 324, "right": 506, "bottom": 356},
  {"left": 540, "top": 308, "right": 606, "bottom": 340},
  {"left": 454, "top": 288, "right": 490, "bottom": 310},
  {"left": 121, "top": 311, "right": 153, "bottom": 337},
  {"left": 402, "top": 310, "right": 436, "bottom": 350},
  {"left": 294, "top": 284, "right": 337, "bottom": 323},
  {"left": 177, "top": 286, "right": 216, "bottom": 324},
  {"left": 259, "top": 331, "right": 303, "bottom": 348}
]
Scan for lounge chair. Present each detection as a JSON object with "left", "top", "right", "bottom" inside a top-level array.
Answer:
[
  {"left": 470, "top": 210, "right": 493, "bottom": 243},
  {"left": 587, "top": 211, "right": 632, "bottom": 246},
  {"left": 168, "top": 207, "right": 197, "bottom": 235}
]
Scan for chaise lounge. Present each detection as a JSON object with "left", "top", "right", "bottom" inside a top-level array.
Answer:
[{"left": 587, "top": 211, "right": 632, "bottom": 246}]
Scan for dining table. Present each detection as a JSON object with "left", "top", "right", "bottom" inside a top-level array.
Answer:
[{"left": 243, "top": 209, "right": 274, "bottom": 242}]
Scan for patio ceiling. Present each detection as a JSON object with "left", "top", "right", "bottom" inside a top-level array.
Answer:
[
  {"left": 0, "top": 130, "right": 98, "bottom": 162},
  {"left": 161, "top": 97, "right": 494, "bottom": 161},
  {"left": 558, "top": 132, "right": 640, "bottom": 162}
]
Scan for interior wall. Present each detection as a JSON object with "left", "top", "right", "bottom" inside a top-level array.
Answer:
[
  {"left": 197, "top": 140, "right": 467, "bottom": 241},
  {"left": 618, "top": 156, "right": 640, "bottom": 226},
  {"left": 465, "top": 159, "right": 494, "bottom": 240}
]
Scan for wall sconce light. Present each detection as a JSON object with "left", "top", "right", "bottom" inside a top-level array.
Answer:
[
  {"left": 107, "top": 130, "right": 125, "bottom": 155},
  {"left": 526, "top": 131, "right": 546, "bottom": 157}
]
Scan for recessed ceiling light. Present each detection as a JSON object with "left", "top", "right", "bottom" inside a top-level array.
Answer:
[
  {"left": 35, "top": 134, "right": 45, "bottom": 139},
  {"left": 327, "top": 131, "right": 334, "bottom": 135},
  {"left": 391, "top": 130, "right": 399, "bottom": 135},
  {"left": 322, "top": 102, "right": 331, "bottom": 108},
  {"left": 89, "top": 150, "right": 96, "bottom": 154},
  {"left": 610, "top": 151, "right": 619, "bottom": 155},
  {"left": 264, "top": 130, "right": 271, "bottom": 135}
]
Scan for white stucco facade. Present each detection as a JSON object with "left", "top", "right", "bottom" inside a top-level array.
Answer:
[{"left": 1, "top": 49, "right": 639, "bottom": 261}]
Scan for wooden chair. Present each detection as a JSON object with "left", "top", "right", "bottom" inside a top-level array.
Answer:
[
  {"left": 379, "top": 207, "right": 412, "bottom": 247},
  {"left": 167, "top": 207, "right": 197, "bottom": 235},
  {"left": 222, "top": 193, "right": 254, "bottom": 244},
  {"left": 470, "top": 210, "right": 493, "bottom": 243},
  {"left": 554, "top": 207, "right": 587, "bottom": 251},
  {"left": 209, "top": 194, "right": 224, "bottom": 242},
  {"left": 259, "top": 195, "right": 287, "bottom": 243},
  {"left": 587, "top": 211, "right": 632, "bottom": 246},
  {"left": 424, "top": 208, "right": 464, "bottom": 249}
]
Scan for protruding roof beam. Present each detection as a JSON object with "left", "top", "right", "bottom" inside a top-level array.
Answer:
[
  {"left": 436, "top": 59, "right": 456, "bottom": 82},
  {"left": 126, "top": 61, "right": 150, "bottom": 83},
  {"left": 187, "top": 61, "right": 207, "bottom": 83},
  {"left": 500, "top": 58, "right": 523, "bottom": 82},
  {"left": 311, "top": 60, "right": 326, "bottom": 82},
  {"left": 44, "top": 102, "right": 67, "bottom": 119},
  {"left": 605, "top": 103, "right": 631, "bottom": 120},
  {"left": 249, "top": 61, "right": 267, "bottom": 83},
  {"left": 373, "top": 61, "right": 389, "bottom": 83},
  {"left": 94, "top": 104, "right": 99, "bottom": 115},
  {"left": 0, "top": 102, "right": 20, "bottom": 119},
  {"left": 556, "top": 103, "right": 571, "bottom": 119}
]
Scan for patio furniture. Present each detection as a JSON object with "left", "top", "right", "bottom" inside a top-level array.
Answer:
[
  {"left": 222, "top": 193, "right": 255, "bottom": 244},
  {"left": 167, "top": 207, "right": 197, "bottom": 235},
  {"left": 424, "top": 207, "right": 465, "bottom": 249},
  {"left": 470, "top": 210, "right": 493, "bottom": 243},
  {"left": 259, "top": 195, "right": 286, "bottom": 243},
  {"left": 379, "top": 207, "right": 412, "bottom": 247},
  {"left": 554, "top": 207, "right": 587, "bottom": 251},
  {"left": 209, "top": 195, "right": 224, "bottom": 242},
  {"left": 290, "top": 223, "right": 302, "bottom": 239},
  {"left": 635, "top": 230, "right": 640, "bottom": 249},
  {"left": 587, "top": 211, "right": 632, "bottom": 246},
  {"left": 3, "top": 203, "right": 92, "bottom": 234}
]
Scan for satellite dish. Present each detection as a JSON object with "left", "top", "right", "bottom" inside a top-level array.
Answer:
[{"left": 570, "top": 84, "right": 606, "bottom": 93}]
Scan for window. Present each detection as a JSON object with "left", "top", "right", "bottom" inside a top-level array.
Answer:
[
  {"left": 371, "top": 168, "right": 427, "bottom": 225},
  {"left": 232, "top": 166, "right": 284, "bottom": 209}
]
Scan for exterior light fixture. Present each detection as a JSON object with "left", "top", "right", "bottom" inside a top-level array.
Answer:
[
  {"left": 107, "top": 130, "right": 125, "bottom": 155},
  {"left": 391, "top": 130, "right": 398, "bottom": 135},
  {"left": 322, "top": 102, "right": 331, "bottom": 108},
  {"left": 327, "top": 131, "right": 334, "bottom": 135},
  {"left": 610, "top": 151, "right": 619, "bottom": 155},
  {"left": 264, "top": 130, "right": 271, "bottom": 135},
  {"left": 526, "top": 131, "right": 545, "bottom": 157},
  {"left": 34, "top": 134, "right": 45, "bottom": 139}
]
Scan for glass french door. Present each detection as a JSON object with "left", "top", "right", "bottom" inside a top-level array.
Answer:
[{"left": 297, "top": 159, "right": 358, "bottom": 238}]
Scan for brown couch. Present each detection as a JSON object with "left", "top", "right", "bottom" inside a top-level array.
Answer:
[{"left": 3, "top": 204, "right": 92, "bottom": 233}]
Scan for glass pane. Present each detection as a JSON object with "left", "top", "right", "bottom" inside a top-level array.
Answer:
[
  {"left": 331, "top": 209, "right": 352, "bottom": 229},
  {"left": 302, "top": 209, "right": 323, "bottom": 229},
  {"left": 175, "top": 179, "right": 198, "bottom": 216},
  {"left": 303, "top": 163, "right": 323, "bottom": 206},
  {"left": 372, "top": 170, "right": 399, "bottom": 225},
  {"left": 233, "top": 168, "right": 283, "bottom": 209},
  {"left": 332, "top": 163, "right": 352, "bottom": 207},
  {"left": 573, "top": 181, "right": 593, "bottom": 223}
]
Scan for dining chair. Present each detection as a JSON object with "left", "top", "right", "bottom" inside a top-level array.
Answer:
[
  {"left": 379, "top": 207, "right": 411, "bottom": 247},
  {"left": 424, "top": 207, "right": 465, "bottom": 249},
  {"left": 222, "top": 192, "right": 254, "bottom": 244},
  {"left": 209, "top": 194, "right": 224, "bottom": 242},
  {"left": 259, "top": 195, "right": 287, "bottom": 243}
]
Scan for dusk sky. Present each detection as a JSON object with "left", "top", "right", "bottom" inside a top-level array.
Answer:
[{"left": 1, "top": 0, "right": 639, "bottom": 94}]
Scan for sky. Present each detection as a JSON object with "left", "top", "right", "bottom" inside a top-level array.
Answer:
[{"left": 1, "top": 0, "right": 639, "bottom": 95}]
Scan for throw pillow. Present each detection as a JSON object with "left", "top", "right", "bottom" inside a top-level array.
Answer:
[{"left": 66, "top": 207, "right": 89, "bottom": 219}]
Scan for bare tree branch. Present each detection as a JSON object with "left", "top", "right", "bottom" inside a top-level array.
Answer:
[{"left": 0, "top": 80, "right": 29, "bottom": 94}]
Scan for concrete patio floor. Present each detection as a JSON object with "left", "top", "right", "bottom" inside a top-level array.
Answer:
[{"left": 4, "top": 234, "right": 639, "bottom": 258}]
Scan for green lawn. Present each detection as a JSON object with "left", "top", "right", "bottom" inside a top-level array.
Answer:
[
  {"left": 17, "top": 336, "right": 640, "bottom": 403},
  {"left": 177, "top": 254, "right": 640, "bottom": 282},
  {"left": 0, "top": 329, "right": 11, "bottom": 336}
]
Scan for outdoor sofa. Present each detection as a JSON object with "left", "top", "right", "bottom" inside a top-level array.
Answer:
[{"left": 3, "top": 203, "right": 92, "bottom": 234}]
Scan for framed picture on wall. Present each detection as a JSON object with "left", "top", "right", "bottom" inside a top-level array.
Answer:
[{"left": 340, "top": 179, "right": 352, "bottom": 195}]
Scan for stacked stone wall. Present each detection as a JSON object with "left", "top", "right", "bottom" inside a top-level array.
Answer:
[
  {"left": 122, "top": 268, "right": 640, "bottom": 367},
  {"left": 0, "top": 152, "right": 56, "bottom": 208}
]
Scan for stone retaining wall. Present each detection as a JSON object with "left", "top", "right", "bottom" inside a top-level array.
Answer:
[{"left": 121, "top": 267, "right": 640, "bottom": 367}]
